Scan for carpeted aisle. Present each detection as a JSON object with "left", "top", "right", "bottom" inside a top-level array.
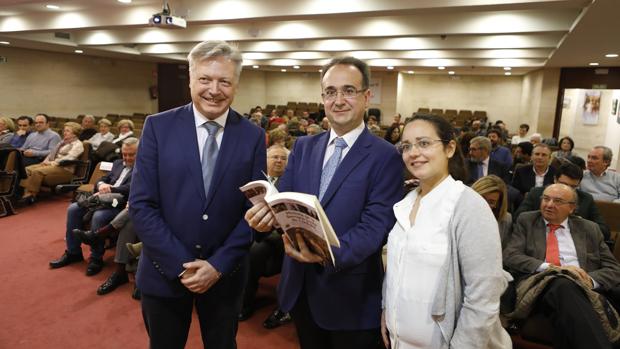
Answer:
[{"left": 0, "top": 194, "right": 297, "bottom": 348}]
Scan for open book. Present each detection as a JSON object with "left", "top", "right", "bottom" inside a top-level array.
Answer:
[{"left": 240, "top": 179, "right": 340, "bottom": 266}]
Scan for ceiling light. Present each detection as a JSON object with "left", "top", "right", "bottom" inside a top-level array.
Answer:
[
  {"left": 0, "top": 41, "right": 10, "bottom": 45},
  {"left": 437, "top": 66, "right": 445, "bottom": 70},
  {"left": 605, "top": 54, "right": 619, "bottom": 58},
  {"left": 318, "top": 69, "right": 323, "bottom": 73},
  {"left": 252, "top": 65, "right": 259, "bottom": 69},
  {"left": 589, "top": 62, "right": 599, "bottom": 66},
  {"left": 293, "top": 65, "right": 300, "bottom": 69},
  {"left": 74, "top": 49, "right": 83, "bottom": 54},
  {"left": 117, "top": 0, "right": 132, "bottom": 3},
  {"left": 448, "top": 71, "right": 455, "bottom": 75},
  {"left": 504, "top": 72, "right": 512, "bottom": 76},
  {"left": 387, "top": 66, "right": 394, "bottom": 70},
  {"left": 503, "top": 67, "right": 512, "bottom": 71},
  {"left": 281, "top": 69, "right": 287, "bottom": 72},
  {"left": 407, "top": 71, "right": 414, "bottom": 74},
  {"left": 46, "top": 4, "right": 60, "bottom": 9}
]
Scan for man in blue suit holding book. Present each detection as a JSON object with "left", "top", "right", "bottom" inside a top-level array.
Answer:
[
  {"left": 129, "top": 40, "right": 265, "bottom": 349},
  {"left": 246, "top": 57, "right": 404, "bottom": 349}
]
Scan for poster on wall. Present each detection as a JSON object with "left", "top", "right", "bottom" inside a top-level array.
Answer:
[
  {"left": 369, "top": 78, "right": 382, "bottom": 105},
  {"left": 581, "top": 90, "right": 601, "bottom": 125}
]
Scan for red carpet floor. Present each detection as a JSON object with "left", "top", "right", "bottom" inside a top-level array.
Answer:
[{"left": 0, "top": 194, "right": 297, "bottom": 348}]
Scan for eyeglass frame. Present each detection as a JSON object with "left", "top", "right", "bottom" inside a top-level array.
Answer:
[
  {"left": 321, "top": 86, "right": 367, "bottom": 101},
  {"left": 397, "top": 138, "right": 448, "bottom": 154},
  {"left": 541, "top": 194, "right": 576, "bottom": 206}
]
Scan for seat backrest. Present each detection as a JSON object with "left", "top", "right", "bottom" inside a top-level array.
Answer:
[
  {"left": 597, "top": 200, "right": 620, "bottom": 234},
  {"left": 77, "top": 162, "right": 110, "bottom": 193},
  {"left": 72, "top": 142, "right": 92, "bottom": 183}
]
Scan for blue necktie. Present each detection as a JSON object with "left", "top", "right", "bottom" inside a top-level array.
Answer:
[
  {"left": 202, "top": 121, "right": 221, "bottom": 197},
  {"left": 477, "top": 162, "right": 484, "bottom": 179},
  {"left": 319, "top": 137, "right": 348, "bottom": 200}
]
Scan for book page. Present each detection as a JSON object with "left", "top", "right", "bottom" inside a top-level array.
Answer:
[{"left": 239, "top": 180, "right": 278, "bottom": 206}]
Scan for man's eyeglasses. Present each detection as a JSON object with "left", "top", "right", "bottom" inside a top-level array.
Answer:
[
  {"left": 397, "top": 139, "right": 445, "bottom": 154},
  {"left": 321, "top": 87, "right": 366, "bottom": 100},
  {"left": 541, "top": 195, "right": 575, "bottom": 206},
  {"left": 268, "top": 155, "right": 287, "bottom": 161}
]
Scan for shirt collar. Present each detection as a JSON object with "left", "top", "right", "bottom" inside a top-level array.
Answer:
[
  {"left": 533, "top": 165, "right": 549, "bottom": 177},
  {"left": 543, "top": 217, "right": 569, "bottom": 229},
  {"left": 193, "top": 104, "right": 229, "bottom": 130},
  {"left": 482, "top": 156, "right": 490, "bottom": 166},
  {"left": 326, "top": 120, "right": 365, "bottom": 148}
]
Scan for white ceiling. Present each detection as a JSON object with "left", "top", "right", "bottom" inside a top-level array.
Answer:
[{"left": 0, "top": 0, "right": 618, "bottom": 75}]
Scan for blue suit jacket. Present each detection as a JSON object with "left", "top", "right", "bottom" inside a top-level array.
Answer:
[
  {"left": 277, "top": 127, "right": 404, "bottom": 330},
  {"left": 96, "top": 159, "right": 132, "bottom": 197},
  {"left": 129, "top": 103, "right": 266, "bottom": 297}
]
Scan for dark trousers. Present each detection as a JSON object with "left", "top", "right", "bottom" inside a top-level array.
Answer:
[
  {"left": 537, "top": 278, "right": 612, "bottom": 349},
  {"left": 242, "top": 232, "right": 284, "bottom": 308},
  {"left": 141, "top": 256, "right": 248, "bottom": 349},
  {"left": 291, "top": 289, "right": 382, "bottom": 349}
]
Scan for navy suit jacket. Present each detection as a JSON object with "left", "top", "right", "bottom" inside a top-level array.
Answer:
[
  {"left": 129, "top": 103, "right": 266, "bottom": 297},
  {"left": 466, "top": 158, "right": 510, "bottom": 185},
  {"left": 277, "top": 127, "right": 404, "bottom": 331},
  {"left": 96, "top": 159, "right": 132, "bottom": 197},
  {"left": 511, "top": 164, "right": 555, "bottom": 195}
]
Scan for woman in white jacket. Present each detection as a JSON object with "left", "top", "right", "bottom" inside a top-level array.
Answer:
[{"left": 381, "top": 114, "right": 511, "bottom": 349}]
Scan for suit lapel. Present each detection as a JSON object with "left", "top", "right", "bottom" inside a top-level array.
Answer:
[
  {"left": 310, "top": 133, "right": 329, "bottom": 197},
  {"left": 177, "top": 104, "right": 207, "bottom": 203},
  {"left": 568, "top": 217, "right": 588, "bottom": 266},
  {"left": 320, "top": 128, "right": 371, "bottom": 206},
  {"left": 534, "top": 214, "right": 548, "bottom": 260}
]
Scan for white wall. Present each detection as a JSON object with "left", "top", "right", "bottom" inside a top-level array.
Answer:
[{"left": 0, "top": 47, "right": 157, "bottom": 118}]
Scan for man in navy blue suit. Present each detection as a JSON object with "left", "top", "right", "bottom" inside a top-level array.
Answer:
[
  {"left": 246, "top": 57, "right": 403, "bottom": 349},
  {"left": 129, "top": 41, "right": 265, "bottom": 349}
]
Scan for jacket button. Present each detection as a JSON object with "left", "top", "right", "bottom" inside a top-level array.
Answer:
[{"left": 202, "top": 214, "right": 209, "bottom": 221}]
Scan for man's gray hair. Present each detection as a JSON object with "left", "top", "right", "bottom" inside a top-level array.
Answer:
[
  {"left": 83, "top": 114, "right": 95, "bottom": 122},
  {"left": 470, "top": 136, "right": 491, "bottom": 152},
  {"left": 123, "top": 137, "right": 139, "bottom": 147},
  {"left": 187, "top": 40, "right": 243, "bottom": 82},
  {"left": 594, "top": 145, "right": 613, "bottom": 163}
]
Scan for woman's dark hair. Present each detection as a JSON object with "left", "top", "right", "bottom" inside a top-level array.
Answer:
[
  {"left": 404, "top": 114, "right": 467, "bottom": 182},
  {"left": 384, "top": 125, "right": 400, "bottom": 144},
  {"left": 558, "top": 136, "right": 575, "bottom": 151}
]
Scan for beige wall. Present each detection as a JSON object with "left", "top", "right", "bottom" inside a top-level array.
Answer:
[
  {"left": 0, "top": 47, "right": 157, "bottom": 119},
  {"left": 519, "top": 68, "right": 561, "bottom": 137}
]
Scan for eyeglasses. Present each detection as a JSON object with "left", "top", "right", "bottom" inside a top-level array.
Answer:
[
  {"left": 321, "top": 87, "right": 366, "bottom": 100},
  {"left": 397, "top": 139, "right": 445, "bottom": 154},
  {"left": 268, "top": 155, "right": 287, "bottom": 161},
  {"left": 541, "top": 195, "right": 575, "bottom": 206}
]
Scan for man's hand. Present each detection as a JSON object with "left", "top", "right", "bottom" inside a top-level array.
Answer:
[
  {"left": 180, "top": 259, "right": 222, "bottom": 294},
  {"left": 562, "top": 265, "right": 594, "bottom": 289},
  {"left": 283, "top": 234, "right": 325, "bottom": 264},
  {"left": 98, "top": 183, "right": 112, "bottom": 194},
  {"left": 16, "top": 130, "right": 26, "bottom": 136},
  {"left": 245, "top": 202, "right": 275, "bottom": 232},
  {"left": 23, "top": 150, "right": 34, "bottom": 157}
]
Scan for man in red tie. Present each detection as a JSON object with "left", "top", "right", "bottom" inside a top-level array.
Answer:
[{"left": 504, "top": 183, "right": 620, "bottom": 348}]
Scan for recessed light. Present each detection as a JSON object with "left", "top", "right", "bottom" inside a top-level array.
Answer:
[
  {"left": 448, "top": 71, "right": 455, "bottom": 75},
  {"left": 504, "top": 72, "right": 512, "bottom": 76},
  {"left": 318, "top": 69, "right": 323, "bottom": 73},
  {"left": 387, "top": 66, "right": 394, "bottom": 70},
  {"left": 293, "top": 65, "right": 300, "bottom": 69},
  {"left": 117, "top": 0, "right": 132, "bottom": 3},
  {"left": 46, "top": 4, "right": 60, "bottom": 9},
  {"left": 605, "top": 54, "right": 619, "bottom": 58},
  {"left": 281, "top": 69, "right": 287, "bottom": 72},
  {"left": 0, "top": 41, "right": 10, "bottom": 45},
  {"left": 407, "top": 71, "right": 414, "bottom": 74},
  {"left": 252, "top": 65, "right": 259, "bottom": 69},
  {"left": 503, "top": 67, "right": 512, "bottom": 71},
  {"left": 589, "top": 62, "right": 599, "bottom": 66},
  {"left": 437, "top": 66, "right": 445, "bottom": 70},
  {"left": 74, "top": 49, "right": 83, "bottom": 54}
]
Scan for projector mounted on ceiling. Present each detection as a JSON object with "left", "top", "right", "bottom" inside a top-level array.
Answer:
[{"left": 149, "top": 1, "right": 186, "bottom": 29}]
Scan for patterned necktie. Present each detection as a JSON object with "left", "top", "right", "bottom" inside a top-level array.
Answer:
[
  {"left": 476, "top": 162, "right": 484, "bottom": 179},
  {"left": 202, "top": 121, "right": 221, "bottom": 197},
  {"left": 546, "top": 223, "right": 562, "bottom": 266},
  {"left": 319, "top": 137, "right": 348, "bottom": 200}
]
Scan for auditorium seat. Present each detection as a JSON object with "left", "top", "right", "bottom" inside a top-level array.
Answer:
[
  {"left": 596, "top": 201, "right": 620, "bottom": 261},
  {"left": 430, "top": 108, "right": 444, "bottom": 117},
  {"left": 473, "top": 110, "right": 487, "bottom": 120},
  {"left": 417, "top": 107, "right": 430, "bottom": 113},
  {"left": 0, "top": 150, "right": 19, "bottom": 217}
]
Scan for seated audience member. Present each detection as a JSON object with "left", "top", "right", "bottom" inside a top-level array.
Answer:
[
  {"left": 78, "top": 115, "right": 97, "bottom": 141},
  {"left": 466, "top": 136, "right": 510, "bottom": 184},
  {"left": 19, "top": 122, "right": 83, "bottom": 203},
  {"left": 86, "top": 118, "right": 114, "bottom": 151},
  {"left": 73, "top": 207, "right": 140, "bottom": 298},
  {"left": 514, "top": 161, "right": 610, "bottom": 240},
  {"left": 458, "top": 131, "right": 475, "bottom": 156},
  {"left": 511, "top": 141, "right": 533, "bottom": 172},
  {"left": 567, "top": 154, "right": 586, "bottom": 170},
  {"left": 471, "top": 119, "right": 485, "bottom": 136},
  {"left": 269, "top": 110, "right": 286, "bottom": 129},
  {"left": 305, "top": 124, "right": 323, "bottom": 136},
  {"left": 511, "top": 123, "right": 530, "bottom": 145},
  {"left": 487, "top": 128, "right": 513, "bottom": 168},
  {"left": 320, "top": 116, "right": 330, "bottom": 130},
  {"left": 268, "top": 128, "right": 289, "bottom": 150},
  {"left": 529, "top": 133, "right": 542, "bottom": 145},
  {"left": 287, "top": 119, "right": 306, "bottom": 137},
  {"left": 383, "top": 125, "right": 401, "bottom": 145},
  {"left": 580, "top": 146, "right": 620, "bottom": 202},
  {"left": 92, "top": 119, "right": 135, "bottom": 162},
  {"left": 511, "top": 143, "right": 555, "bottom": 195},
  {"left": 391, "top": 113, "right": 403, "bottom": 127},
  {"left": 503, "top": 183, "right": 620, "bottom": 349},
  {"left": 472, "top": 175, "right": 512, "bottom": 248},
  {"left": 240, "top": 145, "right": 292, "bottom": 328},
  {"left": 9, "top": 116, "right": 33, "bottom": 148},
  {"left": 551, "top": 136, "right": 575, "bottom": 161},
  {"left": 49, "top": 138, "right": 138, "bottom": 276},
  {"left": 494, "top": 120, "right": 509, "bottom": 142},
  {"left": 367, "top": 115, "right": 378, "bottom": 129},
  {"left": 20, "top": 113, "right": 61, "bottom": 166},
  {"left": 0, "top": 116, "right": 15, "bottom": 145}
]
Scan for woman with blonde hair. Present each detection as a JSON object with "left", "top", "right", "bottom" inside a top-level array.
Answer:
[
  {"left": 471, "top": 175, "right": 512, "bottom": 248},
  {"left": 93, "top": 119, "right": 135, "bottom": 162},
  {"left": 0, "top": 116, "right": 16, "bottom": 144},
  {"left": 20, "top": 122, "right": 84, "bottom": 203}
]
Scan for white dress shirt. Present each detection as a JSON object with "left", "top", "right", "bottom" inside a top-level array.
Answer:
[
  {"left": 322, "top": 120, "right": 365, "bottom": 167},
  {"left": 193, "top": 104, "right": 228, "bottom": 159}
]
